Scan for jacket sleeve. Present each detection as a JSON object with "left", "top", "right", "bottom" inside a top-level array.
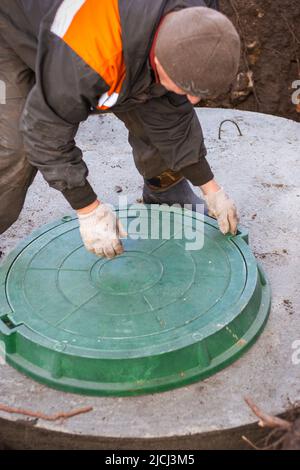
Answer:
[
  {"left": 131, "top": 93, "right": 214, "bottom": 186},
  {"left": 21, "top": 28, "right": 108, "bottom": 210}
]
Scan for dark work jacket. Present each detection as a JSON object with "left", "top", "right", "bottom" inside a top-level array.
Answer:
[{"left": 0, "top": 0, "right": 218, "bottom": 209}]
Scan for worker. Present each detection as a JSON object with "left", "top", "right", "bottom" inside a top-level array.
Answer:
[{"left": 0, "top": 0, "right": 240, "bottom": 259}]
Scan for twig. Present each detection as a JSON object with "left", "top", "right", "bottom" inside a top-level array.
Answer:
[
  {"left": 242, "top": 435, "right": 262, "bottom": 450},
  {"left": 264, "top": 427, "right": 283, "bottom": 447},
  {"left": 0, "top": 403, "right": 93, "bottom": 421},
  {"left": 282, "top": 14, "right": 300, "bottom": 45},
  {"left": 243, "top": 433, "right": 287, "bottom": 451},
  {"left": 245, "top": 397, "right": 292, "bottom": 431},
  {"left": 281, "top": 14, "right": 300, "bottom": 77},
  {"left": 264, "top": 47, "right": 285, "bottom": 58}
]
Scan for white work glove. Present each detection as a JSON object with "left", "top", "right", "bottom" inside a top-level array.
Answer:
[
  {"left": 78, "top": 204, "right": 127, "bottom": 258},
  {"left": 204, "top": 188, "right": 239, "bottom": 235}
]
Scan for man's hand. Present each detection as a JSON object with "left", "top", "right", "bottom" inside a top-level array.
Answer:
[
  {"left": 201, "top": 184, "right": 239, "bottom": 236},
  {"left": 77, "top": 202, "right": 127, "bottom": 258}
]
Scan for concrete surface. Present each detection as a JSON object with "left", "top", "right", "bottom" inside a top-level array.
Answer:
[{"left": 0, "top": 108, "right": 299, "bottom": 450}]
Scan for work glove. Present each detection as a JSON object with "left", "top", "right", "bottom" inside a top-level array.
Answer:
[
  {"left": 203, "top": 188, "right": 239, "bottom": 235},
  {"left": 78, "top": 203, "right": 127, "bottom": 258}
]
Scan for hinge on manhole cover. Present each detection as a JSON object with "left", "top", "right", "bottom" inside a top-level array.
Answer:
[{"left": 0, "top": 314, "right": 23, "bottom": 331}]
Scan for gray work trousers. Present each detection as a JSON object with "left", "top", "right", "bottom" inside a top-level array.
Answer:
[{"left": 0, "top": 33, "right": 36, "bottom": 234}]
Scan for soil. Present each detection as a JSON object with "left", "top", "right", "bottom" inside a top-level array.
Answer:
[{"left": 204, "top": 0, "right": 300, "bottom": 122}]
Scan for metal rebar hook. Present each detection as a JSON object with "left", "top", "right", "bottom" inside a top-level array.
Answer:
[{"left": 218, "top": 119, "right": 243, "bottom": 140}]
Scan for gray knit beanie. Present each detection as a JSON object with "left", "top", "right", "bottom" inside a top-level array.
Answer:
[{"left": 155, "top": 7, "right": 241, "bottom": 97}]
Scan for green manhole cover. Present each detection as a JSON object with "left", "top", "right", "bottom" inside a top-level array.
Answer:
[{"left": 0, "top": 206, "right": 271, "bottom": 396}]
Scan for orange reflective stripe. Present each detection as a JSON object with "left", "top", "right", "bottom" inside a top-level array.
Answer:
[{"left": 54, "top": 0, "right": 125, "bottom": 109}]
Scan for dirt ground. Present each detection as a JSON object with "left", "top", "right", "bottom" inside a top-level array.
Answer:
[{"left": 204, "top": 0, "right": 300, "bottom": 122}]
